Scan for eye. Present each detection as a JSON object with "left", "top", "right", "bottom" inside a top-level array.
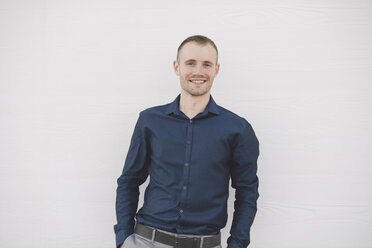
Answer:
[
  {"left": 187, "top": 62, "right": 194, "bottom": 65},
  {"left": 204, "top": 63, "right": 211, "bottom": 67}
]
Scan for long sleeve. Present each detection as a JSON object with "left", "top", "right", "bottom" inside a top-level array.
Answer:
[
  {"left": 114, "top": 112, "right": 150, "bottom": 248},
  {"left": 227, "top": 119, "right": 260, "bottom": 248}
]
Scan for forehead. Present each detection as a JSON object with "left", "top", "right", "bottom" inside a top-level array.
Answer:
[{"left": 178, "top": 42, "right": 217, "bottom": 63}]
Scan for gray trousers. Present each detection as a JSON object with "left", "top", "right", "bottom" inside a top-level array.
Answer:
[{"left": 122, "top": 233, "right": 222, "bottom": 248}]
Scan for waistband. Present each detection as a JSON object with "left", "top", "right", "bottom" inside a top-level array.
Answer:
[{"left": 134, "top": 223, "right": 221, "bottom": 248}]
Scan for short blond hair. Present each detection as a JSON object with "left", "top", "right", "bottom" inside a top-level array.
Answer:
[{"left": 177, "top": 35, "right": 218, "bottom": 64}]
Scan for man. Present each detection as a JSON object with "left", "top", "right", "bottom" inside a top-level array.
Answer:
[{"left": 114, "top": 35, "right": 260, "bottom": 248}]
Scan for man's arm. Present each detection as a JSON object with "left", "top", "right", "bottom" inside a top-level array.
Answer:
[
  {"left": 227, "top": 119, "right": 260, "bottom": 248},
  {"left": 114, "top": 112, "right": 150, "bottom": 248}
]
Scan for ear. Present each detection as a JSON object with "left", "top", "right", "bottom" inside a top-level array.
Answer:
[
  {"left": 173, "top": 60, "right": 180, "bottom": 76},
  {"left": 215, "top": 63, "right": 220, "bottom": 76}
]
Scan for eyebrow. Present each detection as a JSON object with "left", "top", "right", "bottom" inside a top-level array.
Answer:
[{"left": 184, "top": 59, "right": 214, "bottom": 65}]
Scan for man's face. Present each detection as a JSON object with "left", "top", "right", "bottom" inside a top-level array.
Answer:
[{"left": 173, "top": 42, "right": 220, "bottom": 97}]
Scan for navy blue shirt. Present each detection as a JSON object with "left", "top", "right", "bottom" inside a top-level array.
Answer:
[{"left": 114, "top": 94, "right": 259, "bottom": 248}]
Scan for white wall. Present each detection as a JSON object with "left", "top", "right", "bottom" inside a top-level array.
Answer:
[{"left": 0, "top": 0, "right": 371, "bottom": 247}]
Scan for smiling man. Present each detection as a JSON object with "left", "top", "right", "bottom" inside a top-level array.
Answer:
[
  {"left": 175, "top": 40, "right": 219, "bottom": 100},
  {"left": 114, "top": 35, "right": 260, "bottom": 248}
]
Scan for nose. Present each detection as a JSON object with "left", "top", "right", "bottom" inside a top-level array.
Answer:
[{"left": 192, "top": 63, "right": 204, "bottom": 74}]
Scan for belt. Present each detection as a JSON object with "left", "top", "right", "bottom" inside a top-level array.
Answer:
[{"left": 134, "top": 223, "right": 221, "bottom": 248}]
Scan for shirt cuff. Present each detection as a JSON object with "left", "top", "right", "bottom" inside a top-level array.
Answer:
[
  {"left": 227, "top": 238, "right": 245, "bottom": 248},
  {"left": 115, "top": 230, "right": 133, "bottom": 248}
]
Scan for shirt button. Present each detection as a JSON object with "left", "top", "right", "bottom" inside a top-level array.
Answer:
[
  {"left": 187, "top": 140, "right": 191, "bottom": 144},
  {"left": 184, "top": 162, "right": 189, "bottom": 167},
  {"left": 189, "top": 120, "right": 192, "bottom": 123},
  {"left": 180, "top": 209, "right": 183, "bottom": 213},
  {"left": 183, "top": 186, "right": 187, "bottom": 190}
]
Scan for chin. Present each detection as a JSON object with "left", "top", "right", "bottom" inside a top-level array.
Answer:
[{"left": 190, "top": 91, "right": 209, "bottom": 97}]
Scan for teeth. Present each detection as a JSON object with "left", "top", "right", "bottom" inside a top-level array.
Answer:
[{"left": 190, "top": 80, "right": 205, "bottom": 83}]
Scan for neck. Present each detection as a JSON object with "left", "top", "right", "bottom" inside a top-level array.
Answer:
[{"left": 179, "top": 91, "right": 210, "bottom": 119}]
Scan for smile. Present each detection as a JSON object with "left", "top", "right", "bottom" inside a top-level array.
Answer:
[{"left": 189, "top": 80, "right": 206, "bottom": 84}]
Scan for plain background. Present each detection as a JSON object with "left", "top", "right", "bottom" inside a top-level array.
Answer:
[{"left": 1, "top": 0, "right": 371, "bottom": 247}]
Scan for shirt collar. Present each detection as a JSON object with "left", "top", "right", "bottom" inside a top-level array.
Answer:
[{"left": 165, "top": 93, "right": 220, "bottom": 116}]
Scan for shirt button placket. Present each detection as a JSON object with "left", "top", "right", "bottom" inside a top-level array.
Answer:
[{"left": 180, "top": 118, "right": 193, "bottom": 215}]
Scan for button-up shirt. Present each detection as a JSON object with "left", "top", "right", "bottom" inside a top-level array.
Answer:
[{"left": 114, "top": 94, "right": 259, "bottom": 248}]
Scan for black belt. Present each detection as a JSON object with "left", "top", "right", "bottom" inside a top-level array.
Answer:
[{"left": 134, "top": 223, "right": 221, "bottom": 248}]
